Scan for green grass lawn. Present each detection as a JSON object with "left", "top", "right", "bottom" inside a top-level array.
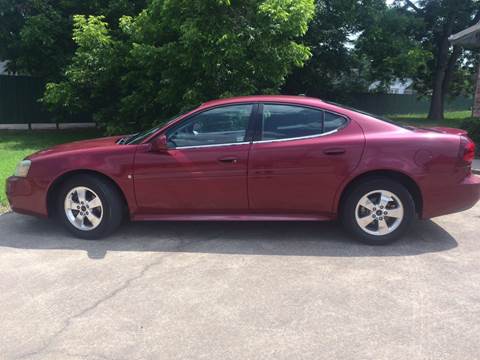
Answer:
[
  {"left": 0, "top": 129, "right": 100, "bottom": 211},
  {"left": 387, "top": 110, "right": 472, "bottom": 127}
]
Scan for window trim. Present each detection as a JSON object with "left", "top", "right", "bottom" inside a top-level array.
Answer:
[
  {"left": 164, "top": 103, "right": 259, "bottom": 150},
  {"left": 167, "top": 141, "right": 251, "bottom": 150},
  {"left": 253, "top": 128, "right": 341, "bottom": 144},
  {"left": 254, "top": 102, "right": 350, "bottom": 143}
]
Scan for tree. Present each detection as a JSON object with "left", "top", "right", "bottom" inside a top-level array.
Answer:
[
  {"left": 282, "top": 0, "right": 425, "bottom": 101},
  {"left": 396, "top": 0, "right": 480, "bottom": 120},
  {"left": 282, "top": 0, "right": 366, "bottom": 98},
  {"left": 0, "top": 0, "right": 145, "bottom": 80},
  {"left": 43, "top": 0, "right": 315, "bottom": 133},
  {"left": 354, "top": 3, "right": 428, "bottom": 90}
]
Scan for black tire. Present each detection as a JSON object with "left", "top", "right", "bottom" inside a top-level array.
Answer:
[
  {"left": 56, "top": 174, "right": 124, "bottom": 239},
  {"left": 341, "top": 177, "right": 416, "bottom": 245}
]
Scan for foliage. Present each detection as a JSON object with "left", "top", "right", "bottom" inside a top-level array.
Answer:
[
  {"left": 355, "top": 5, "right": 429, "bottom": 90},
  {"left": 0, "top": 0, "right": 145, "bottom": 81},
  {"left": 449, "top": 54, "right": 480, "bottom": 98},
  {"left": 391, "top": 0, "right": 480, "bottom": 119},
  {"left": 283, "top": 0, "right": 429, "bottom": 99},
  {"left": 284, "top": 0, "right": 480, "bottom": 118},
  {"left": 3, "top": 0, "right": 479, "bottom": 128},
  {"left": 283, "top": 0, "right": 375, "bottom": 98},
  {"left": 44, "top": 0, "right": 315, "bottom": 133},
  {"left": 461, "top": 118, "right": 480, "bottom": 149},
  {"left": 43, "top": 15, "right": 127, "bottom": 127},
  {"left": 400, "top": 0, "right": 480, "bottom": 97}
]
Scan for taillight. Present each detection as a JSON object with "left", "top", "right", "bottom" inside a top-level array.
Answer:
[{"left": 459, "top": 136, "right": 475, "bottom": 165}]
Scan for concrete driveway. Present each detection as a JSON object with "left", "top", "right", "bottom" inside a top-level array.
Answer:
[{"left": 0, "top": 204, "right": 479, "bottom": 360}]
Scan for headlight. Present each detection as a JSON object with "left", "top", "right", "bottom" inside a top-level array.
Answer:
[{"left": 14, "top": 160, "right": 32, "bottom": 177}]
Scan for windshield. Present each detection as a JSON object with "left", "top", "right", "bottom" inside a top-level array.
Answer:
[
  {"left": 124, "top": 107, "right": 197, "bottom": 145},
  {"left": 123, "top": 126, "right": 160, "bottom": 145}
]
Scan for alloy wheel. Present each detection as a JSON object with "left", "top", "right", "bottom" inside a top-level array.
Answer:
[
  {"left": 64, "top": 186, "right": 103, "bottom": 231},
  {"left": 354, "top": 190, "right": 404, "bottom": 236}
]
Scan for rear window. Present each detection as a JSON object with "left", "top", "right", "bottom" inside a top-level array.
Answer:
[{"left": 324, "top": 101, "right": 410, "bottom": 130}]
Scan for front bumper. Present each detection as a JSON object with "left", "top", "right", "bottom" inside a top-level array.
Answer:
[
  {"left": 422, "top": 174, "right": 480, "bottom": 219},
  {"left": 6, "top": 176, "right": 48, "bottom": 217}
]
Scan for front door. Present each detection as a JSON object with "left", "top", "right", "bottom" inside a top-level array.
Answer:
[
  {"left": 248, "top": 104, "right": 365, "bottom": 216},
  {"left": 134, "top": 104, "right": 255, "bottom": 214}
]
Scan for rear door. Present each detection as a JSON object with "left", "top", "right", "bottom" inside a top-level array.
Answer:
[{"left": 248, "top": 103, "right": 365, "bottom": 216}]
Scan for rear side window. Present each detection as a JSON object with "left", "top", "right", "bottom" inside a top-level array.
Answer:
[
  {"left": 324, "top": 111, "right": 347, "bottom": 132},
  {"left": 260, "top": 104, "right": 347, "bottom": 141},
  {"left": 261, "top": 104, "right": 323, "bottom": 141}
]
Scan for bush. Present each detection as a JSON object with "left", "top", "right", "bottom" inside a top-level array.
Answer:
[
  {"left": 460, "top": 118, "right": 480, "bottom": 154},
  {"left": 43, "top": 0, "right": 315, "bottom": 134}
]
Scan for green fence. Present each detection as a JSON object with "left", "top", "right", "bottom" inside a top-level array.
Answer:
[
  {"left": 336, "top": 93, "right": 473, "bottom": 115},
  {"left": 0, "top": 75, "right": 51, "bottom": 125},
  {"left": 0, "top": 75, "right": 475, "bottom": 125},
  {"left": 0, "top": 75, "right": 91, "bottom": 127}
]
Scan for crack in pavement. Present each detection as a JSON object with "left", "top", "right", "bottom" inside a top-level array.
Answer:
[
  {"left": 14, "top": 238, "right": 198, "bottom": 360},
  {"left": 39, "top": 349, "right": 116, "bottom": 360}
]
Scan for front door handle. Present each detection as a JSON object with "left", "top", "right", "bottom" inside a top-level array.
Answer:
[
  {"left": 323, "top": 148, "right": 346, "bottom": 155},
  {"left": 254, "top": 170, "right": 274, "bottom": 176},
  {"left": 218, "top": 157, "right": 238, "bottom": 164}
]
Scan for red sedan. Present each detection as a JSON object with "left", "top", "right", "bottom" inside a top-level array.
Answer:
[{"left": 6, "top": 95, "right": 480, "bottom": 244}]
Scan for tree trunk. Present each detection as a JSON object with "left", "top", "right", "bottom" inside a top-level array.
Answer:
[
  {"left": 440, "top": 45, "right": 462, "bottom": 115},
  {"left": 428, "top": 72, "right": 445, "bottom": 121},
  {"left": 427, "top": 21, "right": 455, "bottom": 121},
  {"left": 443, "top": 46, "right": 461, "bottom": 94}
]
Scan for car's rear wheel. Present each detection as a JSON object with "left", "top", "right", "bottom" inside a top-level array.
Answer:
[
  {"left": 57, "top": 174, "right": 124, "bottom": 239},
  {"left": 341, "top": 177, "right": 416, "bottom": 245}
]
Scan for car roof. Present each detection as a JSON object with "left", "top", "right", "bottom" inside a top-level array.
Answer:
[
  {"left": 196, "top": 95, "right": 406, "bottom": 134},
  {"left": 199, "top": 95, "right": 327, "bottom": 109},
  {"left": 143, "top": 95, "right": 405, "bottom": 144}
]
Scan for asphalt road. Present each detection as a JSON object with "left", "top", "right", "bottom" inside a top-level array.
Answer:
[{"left": 1, "top": 204, "right": 479, "bottom": 360}]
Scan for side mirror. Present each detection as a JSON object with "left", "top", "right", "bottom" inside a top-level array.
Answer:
[{"left": 150, "top": 134, "right": 169, "bottom": 152}]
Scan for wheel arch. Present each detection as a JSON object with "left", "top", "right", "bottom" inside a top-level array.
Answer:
[
  {"left": 46, "top": 169, "right": 129, "bottom": 218},
  {"left": 336, "top": 170, "right": 423, "bottom": 217}
]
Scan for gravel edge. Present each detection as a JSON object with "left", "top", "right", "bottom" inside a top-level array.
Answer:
[{"left": 0, "top": 205, "right": 11, "bottom": 215}]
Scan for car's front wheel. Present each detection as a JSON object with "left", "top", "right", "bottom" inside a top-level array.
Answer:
[
  {"left": 57, "top": 174, "right": 124, "bottom": 239},
  {"left": 341, "top": 177, "right": 416, "bottom": 245}
]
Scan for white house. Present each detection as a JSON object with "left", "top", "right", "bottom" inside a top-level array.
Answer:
[
  {"left": 0, "top": 61, "right": 9, "bottom": 75},
  {"left": 368, "top": 78, "right": 415, "bottom": 94},
  {"left": 449, "top": 22, "right": 480, "bottom": 117}
]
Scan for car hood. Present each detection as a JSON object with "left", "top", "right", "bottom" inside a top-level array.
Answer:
[{"left": 27, "top": 136, "right": 122, "bottom": 160}]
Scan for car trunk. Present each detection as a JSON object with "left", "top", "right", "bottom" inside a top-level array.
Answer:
[{"left": 420, "top": 126, "right": 468, "bottom": 136}]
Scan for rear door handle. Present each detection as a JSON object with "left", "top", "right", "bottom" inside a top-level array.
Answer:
[
  {"left": 323, "top": 148, "right": 345, "bottom": 155},
  {"left": 218, "top": 157, "right": 238, "bottom": 164},
  {"left": 254, "top": 170, "right": 274, "bottom": 175}
]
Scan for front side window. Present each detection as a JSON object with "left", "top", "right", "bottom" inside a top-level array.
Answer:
[
  {"left": 167, "top": 104, "right": 253, "bottom": 148},
  {"left": 260, "top": 104, "right": 347, "bottom": 141}
]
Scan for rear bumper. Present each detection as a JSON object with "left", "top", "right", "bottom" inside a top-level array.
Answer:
[
  {"left": 422, "top": 174, "right": 480, "bottom": 219},
  {"left": 5, "top": 176, "right": 48, "bottom": 217}
]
